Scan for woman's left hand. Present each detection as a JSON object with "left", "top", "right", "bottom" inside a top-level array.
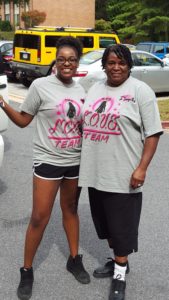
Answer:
[{"left": 130, "top": 167, "right": 146, "bottom": 189}]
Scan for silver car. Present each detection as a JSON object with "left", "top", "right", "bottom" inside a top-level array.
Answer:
[{"left": 75, "top": 49, "right": 169, "bottom": 93}]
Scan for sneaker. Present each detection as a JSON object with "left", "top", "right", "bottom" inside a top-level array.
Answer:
[
  {"left": 93, "top": 258, "right": 130, "bottom": 278},
  {"left": 109, "top": 279, "right": 126, "bottom": 300},
  {"left": 66, "top": 254, "right": 90, "bottom": 284},
  {"left": 17, "top": 267, "right": 34, "bottom": 300}
]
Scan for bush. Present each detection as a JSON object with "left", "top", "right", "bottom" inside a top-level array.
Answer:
[
  {"left": 21, "top": 10, "right": 46, "bottom": 28},
  {"left": 0, "top": 20, "right": 12, "bottom": 32},
  {"left": 95, "top": 19, "right": 112, "bottom": 32}
]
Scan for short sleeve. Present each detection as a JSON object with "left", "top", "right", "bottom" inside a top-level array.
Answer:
[
  {"left": 20, "top": 81, "right": 41, "bottom": 116},
  {"left": 137, "top": 83, "right": 163, "bottom": 137}
]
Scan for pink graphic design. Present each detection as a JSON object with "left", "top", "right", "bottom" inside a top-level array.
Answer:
[
  {"left": 83, "top": 96, "right": 121, "bottom": 143},
  {"left": 48, "top": 98, "right": 83, "bottom": 149}
]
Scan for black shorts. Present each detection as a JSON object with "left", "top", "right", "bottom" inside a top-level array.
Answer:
[
  {"left": 33, "top": 163, "right": 80, "bottom": 180},
  {"left": 88, "top": 188, "right": 142, "bottom": 257}
]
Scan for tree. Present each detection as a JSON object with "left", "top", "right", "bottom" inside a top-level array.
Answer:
[
  {"left": 95, "top": 0, "right": 109, "bottom": 19},
  {"left": 95, "top": 0, "right": 169, "bottom": 43},
  {"left": 21, "top": 10, "right": 46, "bottom": 28},
  {"left": 95, "top": 19, "right": 112, "bottom": 32}
]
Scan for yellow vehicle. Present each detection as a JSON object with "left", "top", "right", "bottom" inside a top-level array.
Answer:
[{"left": 11, "top": 26, "right": 120, "bottom": 87}]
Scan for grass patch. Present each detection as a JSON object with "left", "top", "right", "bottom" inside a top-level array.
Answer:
[
  {"left": 158, "top": 99, "right": 169, "bottom": 121},
  {"left": 0, "top": 31, "right": 14, "bottom": 41}
]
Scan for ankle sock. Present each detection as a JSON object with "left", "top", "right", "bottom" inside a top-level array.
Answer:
[
  {"left": 23, "top": 267, "right": 32, "bottom": 272},
  {"left": 113, "top": 262, "right": 127, "bottom": 281}
]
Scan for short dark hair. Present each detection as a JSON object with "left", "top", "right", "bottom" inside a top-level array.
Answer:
[
  {"left": 56, "top": 36, "right": 83, "bottom": 59},
  {"left": 102, "top": 44, "right": 133, "bottom": 69}
]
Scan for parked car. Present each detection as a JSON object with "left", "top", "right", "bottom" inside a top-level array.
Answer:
[
  {"left": 0, "top": 74, "right": 8, "bottom": 167},
  {"left": 136, "top": 42, "right": 169, "bottom": 59},
  {"left": 123, "top": 43, "right": 136, "bottom": 50},
  {"left": 0, "top": 40, "right": 13, "bottom": 76},
  {"left": 73, "top": 49, "right": 169, "bottom": 93},
  {"left": 162, "top": 53, "right": 169, "bottom": 66}
]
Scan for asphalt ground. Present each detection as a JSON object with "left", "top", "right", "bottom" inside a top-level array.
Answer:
[{"left": 0, "top": 101, "right": 169, "bottom": 300}]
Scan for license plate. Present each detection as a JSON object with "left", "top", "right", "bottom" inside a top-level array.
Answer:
[
  {"left": 20, "top": 52, "right": 30, "bottom": 61},
  {"left": 23, "top": 53, "right": 28, "bottom": 59}
]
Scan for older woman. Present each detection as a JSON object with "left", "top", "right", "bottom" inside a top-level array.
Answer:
[{"left": 79, "top": 44, "right": 163, "bottom": 300}]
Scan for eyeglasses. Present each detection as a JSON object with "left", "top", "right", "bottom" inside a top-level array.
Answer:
[{"left": 56, "top": 57, "right": 78, "bottom": 65}]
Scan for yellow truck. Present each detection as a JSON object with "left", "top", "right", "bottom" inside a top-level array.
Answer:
[{"left": 11, "top": 26, "right": 120, "bottom": 87}]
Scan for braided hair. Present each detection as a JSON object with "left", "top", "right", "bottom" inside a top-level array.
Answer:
[
  {"left": 102, "top": 44, "right": 133, "bottom": 70},
  {"left": 56, "top": 36, "right": 83, "bottom": 60}
]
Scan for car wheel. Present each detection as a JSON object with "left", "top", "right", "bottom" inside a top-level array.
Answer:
[{"left": 20, "top": 78, "right": 32, "bottom": 88}]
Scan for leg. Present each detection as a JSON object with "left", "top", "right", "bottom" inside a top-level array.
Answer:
[
  {"left": 60, "top": 178, "right": 90, "bottom": 284},
  {"left": 89, "top": 189, "right": 130, "bottom": 279},
  {"left": 60, "top": 178, "right": 80, "bottom": 257},
  {"left": 17, "top": 176, "right": 61, "bottom": 300},
  {"left": 24, "top": 175, "right": 61, "bottom": 268}
]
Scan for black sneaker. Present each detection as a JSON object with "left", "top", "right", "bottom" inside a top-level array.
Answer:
[
  {"left": 109, "top": 279, "right": 126, "bottom": 300},
  {"left": 17, "top": 267, "right": 34, "bottom": 300},
  {"left": 93, "top": 258, "right": 130, "bottom": 278},
  {"left": 66, "top": 254, "right": 90, "bottom": 284}
]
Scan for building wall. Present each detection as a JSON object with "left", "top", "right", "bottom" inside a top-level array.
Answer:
[
  {"left": 30, "top": 0, "right": 95, "bottom": 28},
  {"left": 0, "top": 0, "right": 95, "bottom": 29}
]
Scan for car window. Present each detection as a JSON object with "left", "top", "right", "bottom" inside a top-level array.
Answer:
[
  {"left": 76, "top": 36, "right": 94, "bottom": 48},
  {"left": 153, "top": 45, "right": 164, "bottom": 54},
  {"left": 99, "top": 37, "right": 116, "bottom": 48},
  {"left": 14, "top": 34, "right": 39, "bottom": 49},
  {"left": 136, "top": 44, "right": 151, "bottom": 52},
  {"left": 80, "top": 51, "right": 103, "bottom": 65},
  {"left": 4, "top": 43, "right": 13, "bottom": 51},
  {"left": 0, "top": 45, "right": 6, "bottom": 53},
  {"left": 45, "top": 35, "right": 64, "bottom": 47},
  {"left": 132, "top": 53, "right": 162, "bottom": 66}
]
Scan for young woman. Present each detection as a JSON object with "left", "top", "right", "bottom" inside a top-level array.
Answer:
[
  {"left": 78, "top": 44, "right": 163, "bottom": 300},
  {"left": 0, "top": 36, "right": 90, "bottom": 300}
]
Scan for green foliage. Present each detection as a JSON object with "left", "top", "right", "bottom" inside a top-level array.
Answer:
[
  {"left": 95, "top": 19, "right": 112, "bottom": 32},
  {"left": 0, "top": 20, "right": 12, "bottom": 32},
  {"left": 95, "top": 0, "right": 169, "bottom": 43},
  {"left": 95, "top": 0, "right": 109, "bottom": 19}
]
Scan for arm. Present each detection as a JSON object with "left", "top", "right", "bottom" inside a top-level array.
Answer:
[
  {"left": 0, "top": 96, "right": 34, "bottom": 128},
  {"left": 130, "top": 134, "right": 160, "bottom": 189}
]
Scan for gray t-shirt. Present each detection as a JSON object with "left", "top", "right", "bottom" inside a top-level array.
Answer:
[
  {"left": 78, "top": 76, "right": 163, "bottom": 193},
  {"left": 20, "top": 75, "right": 85, "bottom": 166}
]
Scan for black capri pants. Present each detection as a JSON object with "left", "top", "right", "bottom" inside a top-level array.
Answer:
[{"left": 88, "top": 188, "right": 142, "bottom": 257}]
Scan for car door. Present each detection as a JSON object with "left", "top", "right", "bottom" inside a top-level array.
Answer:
[{"left": 131, "top": 51, "right": 169, "bottom": 92}]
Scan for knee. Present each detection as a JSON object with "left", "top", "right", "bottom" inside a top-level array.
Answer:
[
  {"left": 30, "top": 212, "right": 49, "bottom": 228},
  {"left": 62, "top": 201, "right": 78, "bottom": 216}
]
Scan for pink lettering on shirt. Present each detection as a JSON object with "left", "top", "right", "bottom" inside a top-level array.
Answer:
[
  {"left": 83, "top": 96, "right": 121, "bottom": 143},
  {"left": 48, "top": 98, "right": 83, "bottom": 148}
]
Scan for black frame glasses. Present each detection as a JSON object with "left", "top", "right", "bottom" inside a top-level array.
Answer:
[{"left": 56, "top": 56, "right": 78, "bottom": 65}]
